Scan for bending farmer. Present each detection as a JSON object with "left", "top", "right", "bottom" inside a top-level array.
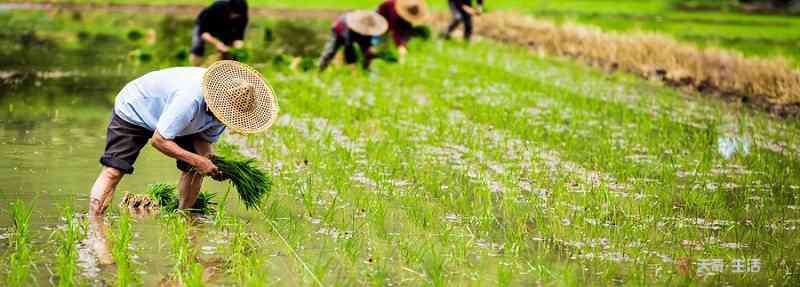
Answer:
[
  {"left": 376, "top": 0, "right": 428, "bottom": 63},
  {"left": 191, "top": 0, "right": 249, "bottom": 66},
  {"left": 319, "top": 11, "right": 388, "bottom": 72},
  {"left": 89, "top": 61, "right": 278, "bottom": 216},
  {"left": 442, "top": 0, "right": 483, "bottom": 41}
]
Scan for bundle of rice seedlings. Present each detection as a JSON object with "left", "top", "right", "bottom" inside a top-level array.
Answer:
[
  {"left": 211, "top": 155, "right": 271, "bottom": 210},
  {"left": 145, "top": 183, "right": 216, "bottom": 214},
  {"left": 148, "top": 183, "right": 178, "bottom": 213}
]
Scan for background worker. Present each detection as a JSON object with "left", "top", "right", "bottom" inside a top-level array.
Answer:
[
  {"left": 442, "top": 0, "right": 483, "bottom": 41},
  {"left": 376, "top": 0, "right": 428, "bottom": 63},
  {"left": 190, "top": 0, "right": 249, "bottom": 66},
  {"left": 318, "top": 11, "right": 389, "bottom": 72}
]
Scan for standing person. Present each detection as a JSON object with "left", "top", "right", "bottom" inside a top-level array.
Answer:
[
  {"left": 376, "top": 0, "right": 429, "bottom": 63},
  {"left": 318, "top": 11, "right": 388, "bottom": 72},
  {"left": 89, "top": 61, "right": 278, "bottom": 216},
  {"left": 190, "top": 0, "right": 249, "bottom": 66},
  {"left": 442, "top": 0, "right": 483, "bottom": 41}
]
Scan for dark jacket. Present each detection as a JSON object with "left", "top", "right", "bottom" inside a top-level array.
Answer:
[
  {"left": 195, "top": 0, "right": 249, "bottom": 45},
  {"left": 449, "top": 0, "right": 483, "bottom": 8}
]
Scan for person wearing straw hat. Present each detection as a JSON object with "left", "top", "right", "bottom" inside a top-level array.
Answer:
[
  {"left": 88, "top": 61, "right": 278, "bottom": 216},
  {"left": 442, "top": 0, "right": 483, "bottom": 41},
  {"left": 318, "top": 11, "right": 389, "bottom": 72},
  {"left": 376, "top": 0, "right": 428, "bottom": 63},
  {"left": 190, "top": 0, "right": 249, "bottom": 66}
]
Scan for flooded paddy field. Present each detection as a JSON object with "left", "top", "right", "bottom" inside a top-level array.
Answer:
[{"left": 2, "top": 7, "right": 800, "bottom": 287}]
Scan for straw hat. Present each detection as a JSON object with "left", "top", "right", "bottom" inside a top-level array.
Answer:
[
  {"left": 203, "top": 61, "right": 278, "bottom": 133},
  {"left": 395, "top": 0, "right": 428, "bottom": 25},
  {"left": 345, "top": 10, "right": 388, "bottom": 36}
]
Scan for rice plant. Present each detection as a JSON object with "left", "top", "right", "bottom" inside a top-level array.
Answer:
[
  {"left": 146, "top": 183, "right": 217, "bottom": 214},
  {"left": 212, "top": 155, "right": 272, "bottom": 210},
  {"left": 111, "top": 211, "right": 138, "bottom": 287},
  {"left": 166, "top": 215, "right": 204, "bottom": 287},
  {"left": 227, "top": 220, "right": 267, "bottom": 286},
  {"left": 5, "top": 200, "right": 33, "bottom": 287},
  {"left": 55, "top": 206, "right": 82, "bottom": 287}
]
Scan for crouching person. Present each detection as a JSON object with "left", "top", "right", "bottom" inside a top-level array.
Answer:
[
  {"left": 318, "top": 11, "right": 388, "bottom": 72},
  {"left": 89, "top": 61, "right": 278, "bottom": 216}
]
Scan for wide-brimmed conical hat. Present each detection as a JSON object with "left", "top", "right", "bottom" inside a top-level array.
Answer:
[
  {"left": 203, "top": 61, "right": 278, "bottom": 133},
  {"left": 345, "top": 10, "right": 388, "bottom": 36},
  {"left": 395, "top": 0, "right": 428, "bottom": 24}
]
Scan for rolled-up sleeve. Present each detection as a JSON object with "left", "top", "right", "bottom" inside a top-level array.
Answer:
[{"left": 155, "top": 93, "right": 198, "bottom": 139}]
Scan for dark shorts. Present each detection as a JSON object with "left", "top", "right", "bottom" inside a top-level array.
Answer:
[{"left": 100, "top": 112, "right": 199, "bottom": 174}]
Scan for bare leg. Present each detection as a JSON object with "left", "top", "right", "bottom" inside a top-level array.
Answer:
[
  {"left": 178, "top": 171, "right": 204, "bottom": 209},
  {"left": 89, "top": 167, "right": 124, "bottom": 217},
  {"left": 87, "top": 216, "right": 114, "bottom": 265},
  {"left": 178, "top": 137, "right": 213, "bottom": 210}
]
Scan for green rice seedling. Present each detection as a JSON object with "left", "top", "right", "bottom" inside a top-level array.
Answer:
[
  {"left": 211, "top": 155, "right": 272, "bottom": 210},
  {"left": 166, "top": 215, "right": 203, "bottom": 287},
  {"left": 146, "top": 183, "right": 217, "bottom": 214},
  {"left": 148, "top": 183, "right": 179, "bottom": 213},
  {"left": 228, "top": 221, "right": 267, "bottom": 286},
  {"left": 55, "top": 206, "right": 82, "bottom": 287},
  {"left": 5, "top": 200, "right": 33, "bottom": 287},
  {"left": 111, "top": 211, "right": 138, "bottom": 287}
]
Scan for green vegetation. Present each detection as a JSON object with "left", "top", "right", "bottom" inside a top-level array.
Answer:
[
  {"left": 1, "top": 4, "right": 799, "bottom": 286},
  {"left": 146, "top": 183, "right": 217, "bottom": 214},
  {"left": 165, "top": 215, "right": 204, "bottom": 287},
  {"left": 227, "top": 220, "right": 268, "bottom": 286},
  {"left": 111, "top": 212, "right": 137, "bottom": 286},
  {"left": 212, "top": 155, "right": 272, "bottom": 210},
  {"left": 7, "top": 0, "right": 796, "bottom": 64},
  {"left": 4, "top": 200, "right": 34, "bottom": 287},
  {"left": 54, "top": 206, "right": 82, "bottom": 287}
]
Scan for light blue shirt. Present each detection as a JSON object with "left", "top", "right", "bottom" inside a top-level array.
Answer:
[{"left": 114, "top": 67, "right": 225, "bottom": 143}]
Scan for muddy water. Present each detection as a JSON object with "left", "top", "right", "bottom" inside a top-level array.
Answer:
[
  {"left": 0, "top": 21, "right": 239, "bottom": 287},
  {"left": 0, "top": 7, "right": 334, "bottom": 284},
  {"left": 0, "top": 72, "right": 247, "bottom": 285}
]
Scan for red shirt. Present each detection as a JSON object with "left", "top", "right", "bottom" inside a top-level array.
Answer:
[{"left": 377, "top": 0, "right": 414, "bottom": 47}]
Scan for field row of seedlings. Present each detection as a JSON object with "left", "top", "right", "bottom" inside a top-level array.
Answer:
[{"left": 221, "top": 38, "right": 800, "bottom": 285}]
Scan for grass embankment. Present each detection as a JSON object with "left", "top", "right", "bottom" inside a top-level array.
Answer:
[
  {"left": 458, "top": 12, "right": 800, "bottom": 115},
  {"left": 524, "top": 1, "right": 800, "bottom": 65}
]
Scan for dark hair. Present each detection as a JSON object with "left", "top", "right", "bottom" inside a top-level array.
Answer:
[{"left": 228, "top": 0, "right": 248, "bottom": 14}]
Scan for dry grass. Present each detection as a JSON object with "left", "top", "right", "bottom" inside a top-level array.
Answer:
[{"left": 431, "top": 12, "right": 800, "bottom": 116}]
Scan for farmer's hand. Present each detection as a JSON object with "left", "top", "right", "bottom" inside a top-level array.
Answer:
[
  {"left": 462, "top": 5, "right": 477, "bottom": 15},
  {"left": 398, "top": 46, "right": 407, "bottom": 64},
  {"left": 215, "top": 42, "right": 230, "bottom": 53},
  {"left": 194, "top": 156, "right": 220, "bottom": 177}
]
